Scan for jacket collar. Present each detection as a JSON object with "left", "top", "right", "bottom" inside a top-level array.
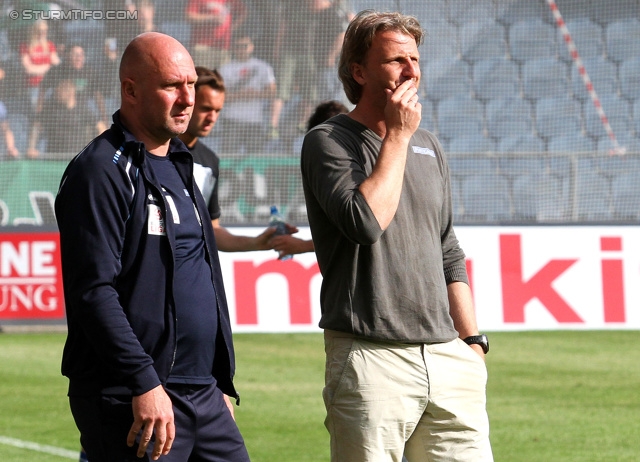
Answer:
[{"left": 110, "top": 111, "right": 192, "bottom": 165}]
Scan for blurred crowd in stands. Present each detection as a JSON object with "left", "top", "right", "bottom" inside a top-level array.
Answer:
[
  {"left": 0, "top": 0, "right": 353, "bottom": 159},
  {"left": 1, "top": 0, "right": 640, "bottom": 161}
]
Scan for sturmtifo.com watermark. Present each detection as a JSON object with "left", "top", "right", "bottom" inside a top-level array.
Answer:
[{"left": 8, "top": 9, "right": 138, "bottom": 20}]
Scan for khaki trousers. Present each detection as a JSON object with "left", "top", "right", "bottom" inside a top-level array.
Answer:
[{"left": 323, "top": 330, "right": 493, "bottom": 462}]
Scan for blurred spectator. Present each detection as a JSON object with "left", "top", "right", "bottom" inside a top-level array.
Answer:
[
  {"left": 218, "top": 32, "right": 276, "bottom": 154},
  {"left": 95, "top": 38, "right": 121, "bottom": 118},
  {"left": 27, "top": 79, "right": 103, "bottom": 158},
  {"left": 185, "top": 0, "right": 247, "bottom": 69},
  {"left": 270, "top": 0, "right": 350, "bottom": 141},
  {"left": 104, "top": 0, "right": 156, "bottom": 52},
  {"left": 306, "top": 99, "right": 349, "bottom": 131},
  {"left": 19, "top": 19, "right": 60, "bottom": 108},
  {"left": 0, "top": 105, "right": 20, "bottom": 159},
  {"left": 271, "top": 99, "right": 349, "bottom": 256},
  {"left": 36, "top": 44, "right": 108, "bottom": 125},
  {"left": 0, "top": 66, "right": 19, "bottom": 158}
]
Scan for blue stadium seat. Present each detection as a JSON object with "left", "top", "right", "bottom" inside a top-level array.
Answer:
[
  {"left": 448, "top": 156, "right": 498, "bottom": 177},
  {"left": 612, "top": 171, "right": 640, "bottom": 220},
  {"left": 522, "top": 57, "right": 570, "bottom": 100},
  {"left": 423, "top": 57, "right": 472, "bottom": 101},
  {"left": 436, "top": 96, "right": 484, "bottom": 140},
  {"left": 451, "top": 175, "right": 465, "bottom": 223},
  {"left": 459, "top": 20, "right": 508, "bottom": 63},
  {"left": 448, "top": 134, "right": 496, "bottom": 154},
  {"left": 495, "top": 0, "right": 553, "bottom": 26},
  {"left": 619, "top": 57, "right": 640, "bottom": 101},
  {"left": 509, "top": 19, "right": 558, "bottom": 63},
  {"left": 420, "top": 20, "right": 459, "bottom": 61},
  {"left": 486, "top": 96, "right": 533, "bottom": 139},
  {"left": 419, "top": 100, "right": 435, "bottom": 132},
  {"left": 595, "top": 153, "right": 640, "bottom": 176},
  {"left": 461, "top": 173, "right": 511, "bottom": 221},
  {"left": 511, "top": 172, "right": 539, "bottom": 221},
  {"left": 547, "top": 133, "right": 596, "bottom": 153},
  {"left": 446, "top": 0, "right": 496, "bottom": 26},
  {"left": 558, "top": 19, "right": 604, "bottom": 62},
  {"left": 596, "top": 133, "right": 640, "bottom": 155},
  {"left": 575, "top": 158, "right": 612, "bottom": 221},
  {"left": 538, "top": 156, "right": 573, "bottom": 221},
  {"left": 400, "top": 0, "right": 447, "bottom": 23},
  {"left": 571, "top": 57, "right": 618, "bottom": 101},
  {"left": 584, "top": 94, "right": 632, "bottom": 139},
  {"left": 498, "top": 156, "right": 545, "bottom": 179},
  {"left": 634, "top": 100, "right": 640, "bottom": 135},
  {"left": 591, "top": 1, "right": 639, "bottom": 27},
  {"left": 497, "top": 133, "right": 545, "bottom": 153},
  {"left": 535, "top": 96, "right": 582, "bottom": 139},
  {"left": 473, "top": 57, "right": 520, "bottom": 100},
  {"left": 606, "top": 19, "right": 640, "bottom": 62}
]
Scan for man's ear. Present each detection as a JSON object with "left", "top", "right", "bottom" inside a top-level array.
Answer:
[
  {"left": 121, "top": 79, "right": 136, "bottom": 102},
  {"left": 351, "top": 63, "right": 366, "bottom": 85}
]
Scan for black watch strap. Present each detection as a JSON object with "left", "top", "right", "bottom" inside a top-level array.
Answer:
[{"left": 463, "top": 334, "right": 489, "bottom": 354}]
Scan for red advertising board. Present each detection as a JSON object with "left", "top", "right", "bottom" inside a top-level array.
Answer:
[
  {"left": 2, "top": 227, "right": 639, "bottom": 331},
  {"left": 0, "top": 232, "right": 65, "bottom": 319}
]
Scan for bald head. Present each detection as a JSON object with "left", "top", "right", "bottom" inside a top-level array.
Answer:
[
  {"left": 120, "top": 32, "right": 193, "bottom": 83},
  {"left": 118, "top": 32, "right": 198, "bottom": 155}
]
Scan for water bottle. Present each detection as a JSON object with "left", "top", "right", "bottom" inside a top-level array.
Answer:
[{"left": 269, "top": 205, "right": 293, "bottom": 260}]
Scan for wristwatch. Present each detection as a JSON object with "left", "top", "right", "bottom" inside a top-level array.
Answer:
[{"left": 463, "top": 334, "right": 489, "bottom": 354}]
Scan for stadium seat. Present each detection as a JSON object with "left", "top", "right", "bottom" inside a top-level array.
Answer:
[
  {"left": 535, "top": 96, "right": 582, "bottom": 139},
  {"left": 446, "top": 0, "right": 496, "bottom": 26},
  {"left": 496, "top": 133, "right": 545, "bottom": 153},
  {"left": 634, "top": 100, "right": 640, "bottom": 135},
  {"left": 606, "top": 19, "right": 640, "bottom": 62},
  {"left": 571, "top": 56, "right": 618, "bottom": 101},
  {"left": 596, "top": 133, "right": 640, "bottom": 155},
  {"left": 401, "top": 0, "right": 447, "bottom": 25},
  {"left": 420, "top": 20, "right": 459, "bottom": 61},
  {"left": 509, "top": 19, "right": 558, "bottom": 63},
  {"left": 575, "top": 158, "right": 612, "bottom": 221},
  {"left": 436, "top": 96, "right": 484, "bottom": 140},
  {"left": 547, "top": 133, "right": 596, "bottom": 153},
  {"left": 619, "top": 57, "right": 640, "bottom": 101},
  {"left": 448, "top": 134, "right": 496, "bottom": 154},
  {"left": 486, "top": 96, "right": 533, "bottom": 139},
  {"left": 584, "top": 0, "right": 638, "bottom": 26},
  {"left": 538, "top": 156, "right": 573, "bottom": 222},
  {"left": 510, "top": 172, "right": 539, "bottom": 221},
  {"left": 448, "top": 155, "right": 498, "bottom": 177},
  {"left": 472, "top": 57, "right": 520, "bottom": 101},
  {"left": 450, "top": 175, "right": 465, "bottom": 223},
  {"left": 495, "top": 0, "right": 553, "bottom": 26},
  {"left": 461, "top": 172, "right": 511, "bottom": 222},
  {"left": 459, "top": 20, "right": 508, "bottom": 63},
  {"left": 558, "top": 19, "right": 604, "bottom": 62},
  {"left": 419, "top": 100, "right": 436, "bottom": 132},
  {"left": 498, "top": 156, "right": 545, "bottom": 179},
  {"left": 423, "top": 57, "right": 472, "bottom": 101},
  {"left": 611, "top": 171, "right": 640, "bottom": 221},
  {"left": 522, "top": 57, "right": 571, "bottom": 100},
  {"left": 584, "top": 94, "right": 632, "bottom": 139}
]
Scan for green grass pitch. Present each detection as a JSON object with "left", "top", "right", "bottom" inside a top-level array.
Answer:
[{"left": 1, "top": 331, "right": 639, "bottom": 461}]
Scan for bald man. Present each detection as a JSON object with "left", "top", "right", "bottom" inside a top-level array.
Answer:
[{"left": 55, "top": 33, "right": 251, "bottom": 462}]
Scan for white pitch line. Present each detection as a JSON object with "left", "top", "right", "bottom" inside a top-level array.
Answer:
[{"left": 0, "top": 435, "right": 77, "bottom": 459}]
